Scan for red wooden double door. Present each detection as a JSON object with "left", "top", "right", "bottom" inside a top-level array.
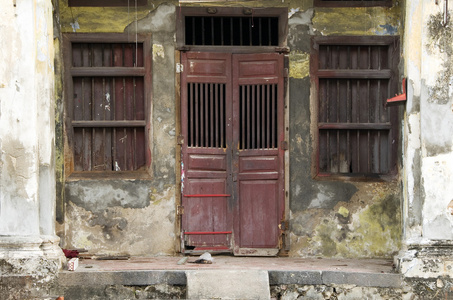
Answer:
[{"left": 180, "top": 52, "right": 285, "bottom": 255}]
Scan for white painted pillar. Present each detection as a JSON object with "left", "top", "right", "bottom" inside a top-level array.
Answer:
[
  {"left": 398, "top": 0, "right": 453, "bottom": 278},
  {"left": 0, "top": 0, "right": 64, "bottom": 272}
]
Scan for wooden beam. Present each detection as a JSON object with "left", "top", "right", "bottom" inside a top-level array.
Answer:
[
  {"left": 72, "top": 120, "right": 146, "bottom": 127},
  {"left": 318, "top": 122, "right": 392, "bottom": 130},
  {"left": 316, "top": 69, "right": 392, "bottom": 79},
  {"left": 71, "top": 67, "right": 146, "bottom": 77}
]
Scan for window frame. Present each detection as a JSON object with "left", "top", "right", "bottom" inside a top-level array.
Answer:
[
  {"left": 313, "top": 0, "right": 392, "bottom": 8},
  {"left": 63, "top": 33, "right": 152, "bottom": 179},
  {"left": 176, "top": 6, "right": 288, "bottom": 53},
  {"left": 311, "top": 36, "right": 400, "bottom": 181}
]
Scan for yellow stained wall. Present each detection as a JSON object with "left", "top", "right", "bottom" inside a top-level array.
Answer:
[{"left": 56, "top": 0, "right": 404, "bottom": 258}]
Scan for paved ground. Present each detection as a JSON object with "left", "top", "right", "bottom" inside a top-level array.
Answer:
[
  {"left": 60, "top": 256, "right": 402, "bottom": 290},
  {"left": 70, "top": 255, "right": 395, "bottom": 273}
]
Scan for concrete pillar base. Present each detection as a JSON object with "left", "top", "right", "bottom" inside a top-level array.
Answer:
[
  {"left": 395, "top": 241, "right": 453, "bottom": 278},
  {"left": 0, "top": 235, "right": 65, "bottom": 276}
]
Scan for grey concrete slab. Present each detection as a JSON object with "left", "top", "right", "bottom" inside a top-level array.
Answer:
[
  {"left": 59, "top": 270, "right": 186, "bottom": 286},
  {"left": 322, "top": 271, "right": 402, "bottom": 288},
  {"left": 186, "top": 270, "right": 270, "bottom": 300},
  {"left": 268, "top": 270, "right": 323, "bottom": 285}
]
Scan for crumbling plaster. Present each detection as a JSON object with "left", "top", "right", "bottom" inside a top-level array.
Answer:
[
  {"left": 402, "top": 0, "right": 424, "bottom": 242},
  {"left": 0, "top": 2, "right": 65, "bottom": 299},
  {"left": 312, "top": 6, "right": 401, "bottom": 36},
  {"left": 56, "top": 0, "right": 404, "bottom": 257},
  {"left": 58, "top": 2, "right": 178, "bottom": 255},
  {"left": 65, "top": 181, "right": 176, "bottom": 255},
  {"left": 396, "top": 0, "right": 453, "bottom": 279},
  {"left": 289, "top": 182, "right": 401, "bottom": 258},
  {"left": 0, "top": 0, "right": 57, "bottom": 237},
  {"left": 287, "top": 3, "right": 402, "bottom": 258},
  {"left": 403, "top": 0, "right": 453, "bottom": 243}
]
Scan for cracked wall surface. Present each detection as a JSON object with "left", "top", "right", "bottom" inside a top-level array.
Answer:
[
  {"left": 403, "top": 0, "right": 453, "bottom": 245},
  {"left": 287, "top": 1, "right": 403, "bottom": 258},
  {"left": 57, "top": 2, "right": 178, "bottom": 256},
  {"left": 56, "top": 0, "right": 403, "bottom": 258},
  {"left": 395, "top": 0, "right": 453, "bottom": 281}
]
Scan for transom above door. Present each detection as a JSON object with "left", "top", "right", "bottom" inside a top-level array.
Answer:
[{"left": 180, "top": 52, "right": 285, "bottom": 256}]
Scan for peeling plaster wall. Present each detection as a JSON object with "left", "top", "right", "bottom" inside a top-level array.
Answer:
[
  {"left": 58, "top": 2, "right": 178, "bottom": 256},
  {"left": 394, "top": 0, "right": 453, "bottom": 280},
  {"left": 0, "top": 0, "right": 56, "bottom": 237},
  {"left": 56, "top": 0, "right": 403, "bottom": 258},
  {"left": 64, "top": 180, "right": 176, "bottom": 255},
  {"left": 419, "top": 5, "right": 453, "bottom": 242},
  {"left": 0, "top": 0, "right": 64, "bottom": 297},
  {"left": 287, "top": 2, "right": 403, "bottom": 258},
  {"left": 403, "top": 0, "right": 453, "bottom": 245}
]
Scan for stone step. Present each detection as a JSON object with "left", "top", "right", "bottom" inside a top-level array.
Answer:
[{"left": 186, "top": 270, "right": 270, "bottom": 300}]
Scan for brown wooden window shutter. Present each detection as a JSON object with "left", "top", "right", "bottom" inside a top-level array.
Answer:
[
  {"left": 65, "top": 34, "right": 151, "bottom": 173},
  {"left": 311, "top": 36, "right": 400, "bottom": 179}
]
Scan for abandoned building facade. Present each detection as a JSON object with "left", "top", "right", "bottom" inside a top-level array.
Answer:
[{"left": 0, "top": 0, "right": 452, "bottom": 298}]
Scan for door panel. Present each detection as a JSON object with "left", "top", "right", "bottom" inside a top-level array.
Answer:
[
  {"left": 181, "top": 52, "right": 284, "bottom": 255},
  {"left": 239, "top": 180, "right": 279, "bottom": 248},
  {"left": 181, "top": 52, "right": 233, "bottom": 252},
  {"left": 233, "top": 54, "right": 285, "bottom": 254},
  {"left": 182, "top": 179, "right": 230, "bottom": 249}
]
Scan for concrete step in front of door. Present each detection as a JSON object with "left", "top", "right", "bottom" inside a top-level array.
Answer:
[{"left": 186, "top": 269, "right": 270, "bottom": 300}]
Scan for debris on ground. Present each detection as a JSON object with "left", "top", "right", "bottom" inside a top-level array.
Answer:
[
  {"left": 67, "top": 257, "right": 79, "bottom": 271},
  {"left": 89, "top": 255, "right": 130, "bottom": 260},
  {"left": 177, "top": 257, "right": 188, "bottom": 265},
  {"left": 62, "top": 248, "right": 87, "bottom": 258},
  {"left": 190, "top": 252, "right": 214, "bottom": 264}
]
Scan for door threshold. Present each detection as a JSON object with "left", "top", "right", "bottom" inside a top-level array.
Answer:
[
  {"left": 183, "top": 246, "right": 232, "bottom": 255},
  {"left": 234, "top": 248, "right": 279, "bottom": 256}
]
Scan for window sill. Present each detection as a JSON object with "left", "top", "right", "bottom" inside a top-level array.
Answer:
[
  {"left": 67, "top": 171, "right": 152, "bottom": 181},
  {"left": 314, "top": 172, "right": 397, "bottom": 182}
]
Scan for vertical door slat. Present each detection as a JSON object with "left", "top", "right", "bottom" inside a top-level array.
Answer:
[
  {"left": 261, "top": 85, "right": 265, "bottom": 149},
  {"left": 210, "top": 83, "right": 214, "bottom": 147}
]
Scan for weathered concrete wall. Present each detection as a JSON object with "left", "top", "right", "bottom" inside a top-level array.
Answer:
[
  {"left": 405, "top": 1, "right": 453, "bottom": 241},
  {"left": 1, "top": 0, "right": 45, "bottom": 236},
  {"left": 402, "top": 0, "right": 453, "bottom": 245},
  {"left": 419, "top": 4, "right": 453, "bottom": 241},
  {"left": 271, "top": 280, "right": 453, "bottom": 299},
  {"left": 0, "top": 0, "right": 59, "bottom": 243},
  {"left": 57, "top": 0, "right": 403, "bottom": 258},
  {"left": 57, "top": 1, "right": 178, "bottom": 256},
  {"left": 0, "top": 0, "right": 64, "bottom": 298},
  {"left": 397, "top": 0, "right": 453, "bottom": 279},
  {"left": 287, "top": 2, "right": 403, "bottom": 258},
  {"left": 64, "top": 180, "right": 176, "bottom": 255}
]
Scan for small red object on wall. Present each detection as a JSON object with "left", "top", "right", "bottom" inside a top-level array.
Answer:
[{"left": 386, "top": 78, "right": 407, "bottom": 107}]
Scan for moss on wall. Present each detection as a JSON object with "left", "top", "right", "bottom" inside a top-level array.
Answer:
[
  {"left": 289, "top": 51, "right": 310, "bottom": 79},
  {"left": 313, "top": 6, "right": 402, "bottom": 36},
  {"left": 53, "top": 0, "right": 65, "bottom": 243},
  {"left": 58, "top": 0, "right": 152, "bottom": 33},
  {"left": 56, "top": 0, "right": 404, "bottom": 257},
  {"left": 290, "top": 183, "right": 402, "bottom": 258}
]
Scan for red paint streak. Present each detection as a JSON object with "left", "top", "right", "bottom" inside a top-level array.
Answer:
[
  {"left": 184, "top": 194, "right": 231, "bottom": 197},
  {"left": 184, "top": 231, "right": 232, "bottom": 235},
  {"left": 194, "top": 246, "right": 230, "bottom": 251}
]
